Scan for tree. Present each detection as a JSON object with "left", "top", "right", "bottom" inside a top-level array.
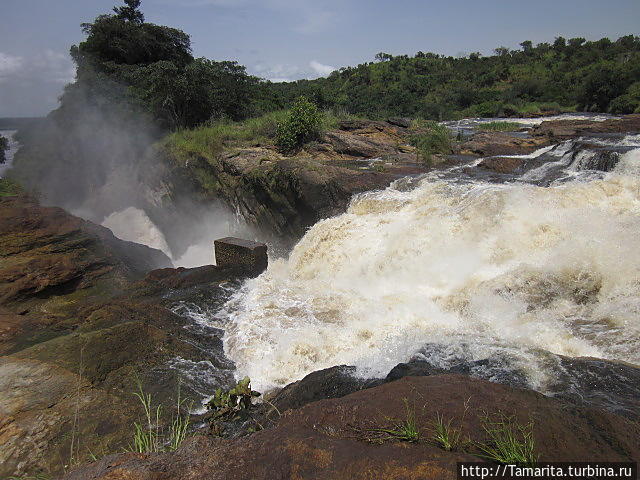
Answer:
[
  {"left": 375, "top": 52, "right": 393, "bottom": 62},
  {"left": 494, "top": 47, "right": 510, "bottom": 57},
  {"left": 113, "top": 0, "right": 145, "bottom": 24},
  {"left": 520, "top": 41, "right": 533, "bottom": 53}
]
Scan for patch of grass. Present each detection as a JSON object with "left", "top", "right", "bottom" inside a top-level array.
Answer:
[
  {"left": 433, "top": 413, "right": 464, "bottom": 451},
  {"left": 0, "top": 178, "right": 23, "bottom": 197},
  {"left": 476, "top": 121, "right": 522, "bottom": 132},
  {"left": 409, "top": 119, "right": 453, "bottom": 166},
  {"left": 128, "top": 382, "right": 192, "bottom": 454},
  {"left": 164, "top": 110, "right": 290, "bottom": 163},
  {"left": 475, "top": 413, "right": 537, "bottom": 465},
  {"left": 368, "top": 398, "right": 421, "bottom": 443}
]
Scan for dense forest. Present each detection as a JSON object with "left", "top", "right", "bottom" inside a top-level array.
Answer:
[{"left": 273, "top": 37, "right": 640, "bottom": 120}]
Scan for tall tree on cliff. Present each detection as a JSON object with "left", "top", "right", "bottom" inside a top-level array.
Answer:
[{"left": 113, "top": 0, "right": 145, "bottom": 24}]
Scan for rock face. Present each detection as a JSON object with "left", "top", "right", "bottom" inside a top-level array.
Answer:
[
  {"left": 163, "top": 120, "right": 425, "bottom": 241},
  {"left": 62, "top": 375, "right": 640, "bottom": 480},
  {"left": 0, "top": 194, "right": 268, "bottom": 479}
]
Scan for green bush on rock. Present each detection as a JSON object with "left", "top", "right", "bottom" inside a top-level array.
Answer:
[
  {"left": 206, "top": 376, "right": 261, "bottom": 420},
  {"left": 276, "top": 97, "right": 322, "bottom": 154}
]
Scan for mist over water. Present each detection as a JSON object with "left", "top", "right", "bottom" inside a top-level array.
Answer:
[{"left": 216, "top": 142, "right": 640, "bottom": 393}]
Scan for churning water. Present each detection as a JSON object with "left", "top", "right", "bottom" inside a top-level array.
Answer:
[{"left": 215, "top": 137, "right": 640, "bottom": 393}]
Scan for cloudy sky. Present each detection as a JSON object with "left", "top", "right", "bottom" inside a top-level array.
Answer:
[{"left": 1, "top": 0, "right": 639, "bottom": 117}]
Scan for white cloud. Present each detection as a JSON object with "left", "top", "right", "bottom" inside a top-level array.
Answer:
[
  {"left": 0, "top": 53, "right": 25, "bottom": 81},
  {"left": 309, "top": 60, "right": 335, "bottom": 76},
  {"left": 0, "top": 50, "right": 75, "bottom": 85}
]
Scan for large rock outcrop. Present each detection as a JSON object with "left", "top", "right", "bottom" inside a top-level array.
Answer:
[
  {"left": 0, "top": 194, "right": 266, "bottom": 479},
  {"left": 62, "top": 375, "right": 640, "bottom": 480}
]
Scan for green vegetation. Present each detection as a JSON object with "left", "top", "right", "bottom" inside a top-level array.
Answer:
[
  {"left": 476, "top": 121, "right": 522, "bottom": 132},
  {"left": 0, "top": 135, "right": 8, "bottom": 164},
  {"left": 206, "top": 376, "right": 261, "bottom": 420},
  {"left": 275, "top": 97, "right": 323, "bottom": 154},
  {"left": 0, "top": 178, "right": 23, "bottom": 197},
  {"left": 128, "top": 383, "right": 192, "bottom": 454},
  {"left": 409, "top": 120, "right": 453, "bottom": 165},
  {"left": 273, "top": 36, "right": 640, "bottom": 118},
  {"left": 433, "top": 413, "right": 465, "bottom": 451},
  {"left": 475, "top": 413, "right": 537, "bottom": 465},
  {"left": 366, "top": 399, "right": 421, "bottom": 443}
]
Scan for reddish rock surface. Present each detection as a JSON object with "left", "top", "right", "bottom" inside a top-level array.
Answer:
[{"left": 63, "top": 375, "right": 640, "bottom": 480}]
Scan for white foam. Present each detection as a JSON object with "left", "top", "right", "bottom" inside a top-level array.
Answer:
[{"left": 216, "top": 148, "right": 640, "bottom": 392}]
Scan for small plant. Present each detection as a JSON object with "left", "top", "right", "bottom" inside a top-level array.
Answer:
[
  {"left": 368, "top": 398, "right": 420, "bottom": 443},
  {"left": 206, "top": 376, "right": 261, "bottom": 420},
  {"left": 433, "top": 413, "right": 464, "bottom": 451},
  {"left": 475, "top": 413, "right": 537, "bottom": 465},
  {"left": 275, "top": 96, "right": 322, "bottom": 154},
  {"left": 129, "top": 382, "right": 192, "bottom": 453},
  {"left": 432, "top": 397, "right": 470, "bottom": 451}
]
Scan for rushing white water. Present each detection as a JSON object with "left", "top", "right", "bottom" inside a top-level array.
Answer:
[
  {"left": 0, "top": 130, "right": 19, "bottom": 178},
  {"left": 444, "top": 113, "right": 618, "bottom": 131},
  {"left": 216, "top": 146, "right": 640, "bottom": 393},
  {"left": 101, "top": 206, "right": 173, "bottom": 258}
]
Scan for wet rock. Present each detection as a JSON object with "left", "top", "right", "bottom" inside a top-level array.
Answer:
[
  {"left": 214, "top": 237, "right": 267, "bottom": 276},
  {"left": 477, "top": 156, "right": 525, "bottom": 174},
  {"left": 62, "top": 375, "right": 640, "bottom": 480},
  {"left": 270, "top": 365, "right": 383, "bottom": 413}
]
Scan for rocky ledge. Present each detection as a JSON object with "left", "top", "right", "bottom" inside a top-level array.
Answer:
[
  {"left": 0, "top": 194, "right": 266, "bottom": 478},
  {"left": 63, "top": 373, "right": 639, "bottom": 480}
]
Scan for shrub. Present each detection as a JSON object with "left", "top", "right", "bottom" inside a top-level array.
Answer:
[
  {"left": 409, "top": 120, "right": 453, "bottom": 166},
  {"left": 275, "top": 97, "right": 322, "bottom": 154},
  {"left": 0, "top": 178, "right": 23, "bottom": 197}
]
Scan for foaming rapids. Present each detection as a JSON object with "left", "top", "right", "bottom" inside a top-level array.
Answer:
[{"left": 217, "top": 148, "right": 640, "bottom": 392}]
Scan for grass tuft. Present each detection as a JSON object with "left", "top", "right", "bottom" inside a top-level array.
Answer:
[
  {"left": 128, "top": 382, "right": 192, "bottom": 454},
  {"left": 369, "top": 398, "right": 421, "bottom": 443},
  {"left": 475, "top": 413, "right": 537, "bottom": 465}
]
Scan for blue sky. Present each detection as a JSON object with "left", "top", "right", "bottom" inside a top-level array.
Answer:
[{"left": 1, "top": 0, "right": 639, "bottom": 117}]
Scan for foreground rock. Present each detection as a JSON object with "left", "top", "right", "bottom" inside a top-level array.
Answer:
[
  {"left": 64, "top": 375, "right": 640, "bottom": 480},
  {"left": 0, "top": 195, "right": 266, "bottom": 478}
]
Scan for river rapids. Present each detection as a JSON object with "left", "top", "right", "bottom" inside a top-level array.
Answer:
[{"left": 213, "top": 132, "right": 640, "bottom": 394}]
